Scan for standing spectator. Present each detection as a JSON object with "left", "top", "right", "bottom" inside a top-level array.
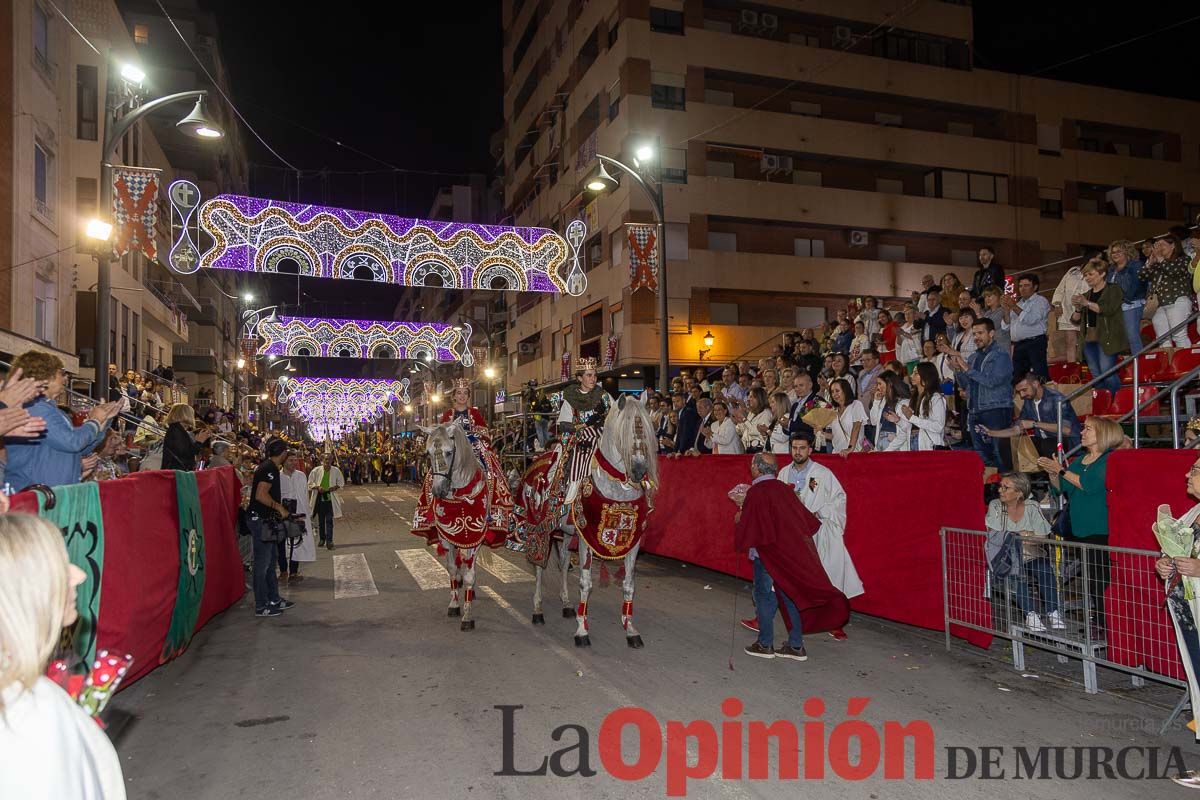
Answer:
[
  {"left": 826, "top": 379, "right": 868, "bottom": 454},
  {"left": 673, "top": 391, "right": 700, "bottom": 455},
  {"left": 307, "top": 454, "right": 343, "bottom": 550},
  {"left": 956, "top": 290, "right": 979, "bottom": 318},
  {"left": 722, "top": 366, "right": 747, "bottom": 402},
  {"left": 106, "top": 363, "right": 121, "bottom": 401},
  {"left": 831, "top": 315, "right": 853, "bottom": 354},
  {"left": 1142, "top": 234, "right": 1193, "bottom": 348},
  {"left": 980, "top": 371, "right": 1081, "bottom": 457},
  {"left": 922, "top": 288, "right": 948, "bottom": 343},
  {"left": 1037, "top": 417, "right": 1124, "bottom": 639},
  {"left": 4, "top": 352, "right": 120, "bottom": 490},
  {"left": 902, "top": 362, "right": 948, "bottom": 450},
  {"left": 786, "top": 372, "right": 820, "bottom": 438},
  {"left": 739, "top": 388, "right": 773, "bottom": 453},
  {"left": 848, "top": 322, "right": 869, "bottom": 366},
  {"left": 693, "top": 367, "right": 711, "bottom": 392},
  {"left": 970, "top": 246, "right": 1004, "bottom": 300},
  {"left": 855, "top": 349, "right": 883, "bottom": 401},
  {"left": 987, "top": 472, "right": 1063, "bottom": 633},
  {"left": 688, "top": 397, "right": 714, "bottom": 455},
  {"left": 867, "top": 371, "right": 911, "bottom": 451},
  {"left": 877, "top": 310, "right": 899, "bottom": 355},
  {"left": 1073, "top": 259, "right": 1128, "bottom": 393},
  {"left": 704, "top": 400, "right": 743, "bottom": 454},
  {"left": 162, "top": 403, "right": 212, "bottom": 471},
  {"left": 829, "top": 353, "right": 853, "bottom": 387},
  {"left": 952, "top": 308, "right": 979, "bottom": 361},
  {"left": 980, "top": 287, "right": 1012, "bottom": 352},
  {"left": 1051, "top": 264, "right": 1088, "bottom": 364},
  {"left": 1107, "top": 240, "right": 1147, "bottom": 355},
  {"left": 941, "top": 273, "right": 965, "bottom": 312},
  {"left": 766, "top": 392, "right": 794, "bottom": 454},
  {"left": 913, "top": 274, "right": 936, "bottom": 313},
  {"left": 0, "top": 514, "right": 126, "bottom": 799},
  {"left": 896, "top": 306, "right": 922, "bottom": 368},
  {"left": 247, "top": 439, "right": 295, "bottom": 617},
  {"left": 947, "top": 319, "right": 1014, "bottom": 469},
  {"left": 1002, "top": 275, "right": 1051, "bottom": 380},
  {"left": 279, "top": 450, "right": 315, "bottom": 582}
]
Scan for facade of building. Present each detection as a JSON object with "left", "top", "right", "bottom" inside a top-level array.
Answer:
[{"left": 497, "top": 0, "right": 1200, "bottom": 388}]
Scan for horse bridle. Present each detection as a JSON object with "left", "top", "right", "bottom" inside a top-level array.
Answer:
[{"left": 428, "top": 444, "right": 454, "bottom": 482}]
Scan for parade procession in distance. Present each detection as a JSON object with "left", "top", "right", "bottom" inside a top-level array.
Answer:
[{"left": 9, "top": 1, "right": 1200, "bottom": 798}]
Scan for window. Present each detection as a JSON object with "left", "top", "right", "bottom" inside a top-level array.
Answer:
[
  {"left": 33, "top": 4, "right": 49, "bottom": 67},
  {"left": 932, "top": 169, "right": 1007, "bottom": 204},
  {"left": 704, "top": 89, "right": 734, "bottom": 106},
  {"left": 608, "top": 79, "right": 621, "bottom": 121},
  {"left": 874, "top": 112, "right": 903, "bottom": 127},
  {"left": 121, "top": 304, "right": 130, "bottom": 370},
  {"left": 649, "top": 8, "right": 684, "bottom": 35},
  {"left": 34, "top": 274, "right": 55, "bottom": 344},
  {"left": 610, "top": 229, "right": 624, "bottom": 267},
  {"left": 951, "top": 249, "right": 978, "bottom": 267},
  {"left": 793, "top": 238, "right": 825, "bottom": 257},
  {"left": 710, "top": 302, "right": 739, "bottom": 325},
  {"left": 876, "top": 178, "right": 904, "bottom": 195},
  {"left": 76, "top": 177, "right": 97, "bottom": 221},
  {"left": 947, "top": 121, "right": 974, "bottom": 137},
  {"left": 33, "top": 142, "right": 51, "bottom": 221},
  {"left": 76, "top": 65, "right": 98, "bottom": 140},
  {"left": 134, "top": 23, "right": 149, "bottom": 44},
  {"left": 611, "top": 309, "right": 624, "bottom": 335},
  {"left": 968, "top": 173, "right": 996, "bottom": 202},
  {"left": 879, "top": 244, "right": 907, "bottom": 262},
  {"left": 1039, "top": 187, "right": 1063, "bottom": 219},
  {"left": 788, "top": 33, "right": 820, "bottom": 47},
  {"left": 650, "top": 72, "right": 686, "bottom": 111},
  {"left": 706, "top": 160, "right": 735, "bottom": 178},
  {"left": 661, "top": 147, "right": 687, "bottom": 183},
  {"left": 1037, "top": 123, "right": 1061, "bottom": 155},
  {"left": 790, "top": 101, "right": 821, "bottom": 116},
  {"left": 131, "top": 312, "right": 140, "bottom": 372},
  {"left": 793, "top": 170, "right": 822, "bottom": 187},
  {"left": 664, "top": 223, "right": 689, "bottom": 260},
  {"left": 707, "top": 232, "right": 737, "bottom": 252},
  {"left": 608, "top": 22, "right": 619, "bottom": 48}
]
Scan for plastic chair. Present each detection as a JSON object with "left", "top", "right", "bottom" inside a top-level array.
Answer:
[
  {"left": 1118, "top": 349, "right": 1171, "bottom": 385},
  {"left": 1049, "top": 362, "right": 1083, "bottom": 384},
  {"left": 1164, "top": 347, "right": 1200, "bottom": 382},
  {"left": 1108, "top": 386, "right": 1160, "bottom": 417},
  {"left": 1091, "top": 389, "right": 1113, "bottom": 417}
]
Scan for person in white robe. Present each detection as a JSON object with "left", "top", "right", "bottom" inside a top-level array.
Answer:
[
  {"left": 307, "top": 455, "right": 345, "bottom": 550},
  {"left": 280, "top": 452, "right": 316, "bottom": 580},
  {"left": 777, "top": 432, "right": 864, "bottom": 640}
]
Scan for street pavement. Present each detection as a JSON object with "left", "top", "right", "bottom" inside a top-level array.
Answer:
[{"left": 109, "top": 483, "right": 1200, "bottom": 799}]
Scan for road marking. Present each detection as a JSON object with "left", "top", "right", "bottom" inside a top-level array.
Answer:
[
  {"left": 394, "top": 548, "right": 449, "bottom": 590},
  {"left": 333, "top": 553, "right": 378, "bottom": 599},
  {"left": 356, "top": 495, "right": 376, "bottom": 503},
  {"left": 479, "top": 555, "right": 533, "bottom": 583}
]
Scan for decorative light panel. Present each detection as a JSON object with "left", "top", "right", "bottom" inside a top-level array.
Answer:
[
  {"left": 280, "top": 377, "right": 412, "bottom": 410},
  {"left": 249, "top": 312, "right": 472, "bottom": 364},
  {"left": 167, "top": 181, "right": 587, "bottom": 296}
]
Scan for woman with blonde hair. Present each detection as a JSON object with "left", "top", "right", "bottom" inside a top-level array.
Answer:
[
  {"left": 0, "top": 514, "right": 126, "bottom": 798},
  {"left": 1106, "top": 239, "right": 1147, "bottom": 354},
  {"left": 162, "top": 402, "right": 212, "bottom": 471},
  {"left": 940, "top": 272, "right": 965, "bottom": 312}
]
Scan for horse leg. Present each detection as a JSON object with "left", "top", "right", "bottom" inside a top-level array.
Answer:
[
  {"left": 444, "top": 543, "right": 462, "bottom": 617},
  {"left": 459, "top": 546, "right": 477, "bottom": 631},
  {"left": 573, "top": 546, "right": 593, "bottom": 647},
  {"left": 531, "top": 561, "right": 546, "bottom": 625},
  {"left": 622, "top": 543, "right": 644, "bottom": 648},
  {"left": 558, "top": 527, "right": 575, "bottom": 618}
]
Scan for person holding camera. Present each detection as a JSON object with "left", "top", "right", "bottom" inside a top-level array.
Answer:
[{"left": 248, "top": 439, "right": 297, "bottom": 618}]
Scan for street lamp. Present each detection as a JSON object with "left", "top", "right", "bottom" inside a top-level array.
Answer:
[
  {"left": 700, "top": 330, "right": 715, "bottom": 361},
  {"left": 93, "top": 89, "right": 225, "bottom": 399},
  {"left": 587, "top": 151, "right": 669, "bottom": 393},
  {"left": 236, "top": 357, "right": 246, "bottom": 369},
  {"left": 484, "top": 366, "right": 497, "bottom": 379}
]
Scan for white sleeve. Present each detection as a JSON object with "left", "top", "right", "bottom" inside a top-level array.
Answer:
[
  {"left": 885, "top": 400, "right": 912, "bottom": 451},
  {"left": 909, "top": 394, "right": 946, "bottom": 435},
  {"left": 557, "top": 400, "right": 574, "bottom": 424}
]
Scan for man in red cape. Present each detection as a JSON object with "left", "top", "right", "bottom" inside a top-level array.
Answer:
[{"left": 733, "top": 452, "right": 850, "bottom": 661}]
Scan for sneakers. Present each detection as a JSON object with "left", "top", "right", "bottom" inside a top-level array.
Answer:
[
  {"left": 1047, "top": 610, "right": 1067, "bottom": 630},
  {"left": 829, "top": 628, "right": 848, "bottom": 641},
  {"left": 273, "top": 599, "right": 296, "bottom": 611},
  {"left": 744, "top": 642, "right": 776, "bottom": 659},
  {"left": 775, "top": 645, "right": 809, "bottom": 661},
  {"left": 740, "top": 617, "right": 760, "bottom": 633},
  {"left": 1025, "top": 612, "right": 1047, "bottom": 632},
  {"left": 326, "top": 543, "right": 335, "bottom": 551},
  {"left": 255, "top": 607, "right": 283, "bottom": 617}
]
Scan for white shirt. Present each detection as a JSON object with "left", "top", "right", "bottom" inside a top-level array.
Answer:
[
  {"left": 906, "top": 393, "right": 948, "bottom": 450},
  {"left": 828, "top": 400, "right": 869, "bottom": 453},
  {"left": 739, "top": 408, "right": 775, "bottom": 450},
  {"left": 897, "top": 324, "right": 921, "bottom": 364},
  {"left": 0, "top": 677, "right": 126, "bottom": 800},
  {"left": 1003, "top": 293, "right": 1051, "bottom": 342},
  {"left": 707, "top": 417, "right": 743, "bottom": 454}
]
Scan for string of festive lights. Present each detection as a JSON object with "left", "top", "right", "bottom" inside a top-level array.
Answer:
[
  {"left": 279, "top": 378, "right": 413, "bottom": 442},
  {"left": 252, "top": 314, "right": 472, "bottom": 364}
]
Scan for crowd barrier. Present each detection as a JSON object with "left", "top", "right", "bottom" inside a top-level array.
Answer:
[
  {"left": 11, "top": 466, "right": 244, "bottom": 688},
  {"left": 641, "top": 452, "right": 992, "bottom": 646}
]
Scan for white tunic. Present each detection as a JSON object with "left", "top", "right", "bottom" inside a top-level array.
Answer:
[
  {"left": 281, "top": 468, "right": 316, "bottom": 562},
  {"left": 307, "top": 466, "right": 345, "bottom": 519},
  {"left": 778, "top": 461, "right": 865, "bottom": 599}
]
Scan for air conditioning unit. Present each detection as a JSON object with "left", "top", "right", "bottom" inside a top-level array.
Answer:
[
  {"left": 518, "top": 342, "right": 537, "bottom": 355},
  {"left": 738, "top": 9, "right": 759, "bottom": 32},
  {"left": 848, "top": 230, "right": 870, "bottom": 247},
  {"left": 759, "top": 13, "right": 778, "bottom": 33},
  {"left": 834, "top": 25, "right": 853, "bottom": 45},
  {"left": 760, "top": 154, "right": 781, "bottom": 173}
]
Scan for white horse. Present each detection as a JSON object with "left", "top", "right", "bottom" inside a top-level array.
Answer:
[
  {"left": 420, "top": 423, "right": 490, "bottom": 631},
  {"left": 527, "top": 395, "right": 658, "bottom": 648}
]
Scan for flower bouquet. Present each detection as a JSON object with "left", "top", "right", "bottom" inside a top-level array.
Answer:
[{"left": 1153, "top": 504, "right": 1195, "bottom": 598}]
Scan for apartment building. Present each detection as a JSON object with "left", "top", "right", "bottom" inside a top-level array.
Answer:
[{"left": 497, "top": 0, "right": 1200, "bottom": 388}]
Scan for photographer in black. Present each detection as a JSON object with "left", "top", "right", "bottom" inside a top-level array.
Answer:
[{"left": 248, "top": 439, "right": 297, "bottom": 618}]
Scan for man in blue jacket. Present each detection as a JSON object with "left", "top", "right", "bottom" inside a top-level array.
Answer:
[
  {"left": 947, "top": 318, "right": 1013, "bottom": 468},
  {"left": 672, "top": 390, "right": 700, "bottom": 455}
]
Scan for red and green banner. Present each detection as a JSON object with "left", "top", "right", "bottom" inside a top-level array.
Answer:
[
  {"left": 37, "top": 482, "right": 105, "bottom": 671},
  {"left": 161, "top": 471, "right": 207, "bottom": 663}
]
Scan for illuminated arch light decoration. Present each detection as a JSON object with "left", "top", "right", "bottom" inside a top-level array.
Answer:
[
  {"left": 166, "top": 181, "right": 587, "bottom": 296},
  {"left": 280, "top": 377, "right": 412, "bottom": 409},
  {"left": 254, "top": 314, "right": 472, "bottom": 365}
]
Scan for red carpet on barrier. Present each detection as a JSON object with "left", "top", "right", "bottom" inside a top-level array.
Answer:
[
  {"left": 12, "top": 466, "right": 244, "bottom": 688},
  {"left": 641, "top": 452, "right": 990, "bottom": 646}
]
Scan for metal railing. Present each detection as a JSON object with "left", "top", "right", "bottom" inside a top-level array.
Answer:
[{"left": 1056, "top": 307, "right": 1200, "bottom": 456}]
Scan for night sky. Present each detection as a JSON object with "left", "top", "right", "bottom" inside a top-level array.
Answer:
[{"left": 199, "top": 1, "right": 1199, "bottom": 377}]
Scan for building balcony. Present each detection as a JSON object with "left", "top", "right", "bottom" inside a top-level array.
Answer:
[
  {"left": 172, "top": 346, "right": 218, "bottom": 374},
  {"left": 141, "top": 284, "right": 189, "bottom": 342}
]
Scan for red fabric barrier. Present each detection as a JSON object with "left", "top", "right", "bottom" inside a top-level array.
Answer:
[
  {"left": 643, "top": 452, "right": 990, "bottom": 646},
  {"left": 1104, "top": 449, "right": 1196, "bottom": 682},
  {"left": 12, "top": 467, "right": 243, "bottom": 688}
]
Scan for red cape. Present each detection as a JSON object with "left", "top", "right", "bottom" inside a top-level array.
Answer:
[
  {"left": 440, "top": 407, "right": 488, "bottom": 429},
  {"left": 733, "top": 478, "right": 850, "bottom": 634}
]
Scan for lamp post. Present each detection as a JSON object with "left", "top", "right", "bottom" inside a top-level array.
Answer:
[
  {"left": 90, "top": 87, "right": 223, "bottom": 399},
  {"left": 588, "top": 151, "right": 668, "bottom": 394}
]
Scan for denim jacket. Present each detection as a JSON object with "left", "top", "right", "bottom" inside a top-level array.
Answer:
[
  {"left": 957, "top": 342, "right": 1014, "bottom": 412},
  {"left": 3, "top": 397, "right": 109, "bottom": 490},
  {"left": 1108, "top": 259, "right": 1147, "bottom": 305}
]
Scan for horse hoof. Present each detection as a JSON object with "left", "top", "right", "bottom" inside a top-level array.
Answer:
[
  {"left": 562, "top": 608, "right": 577, "bottom": 619},
  {"left": 532, "top": 613, "right": 545, "bottom": 625},
  {"left": 447, "top": 607, "right": 462, "bottom": 617},
  {"left": 461, "top": 620, "right": 475, "bottom": 631},
  {"left": 574, "top": 635, "right": 591, "bottom": 647},
  {"left": 627, "top": 635, "right": 644, "bottom": 649}
]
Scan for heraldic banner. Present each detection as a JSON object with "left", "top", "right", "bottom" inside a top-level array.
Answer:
[
  {"left": 604, "top": 335, "right": 620, "bottom": 370},
  {"left": 111, "top": 166, "right": 161, "bottom": 261},
  {"left": 561, "top": 351, "right": 572, "bottom": 382},
  {"left": 626, "top": 222, "right": 659, "bottom": 292},
  {"left": 161, "top": 471, "right": 207, "bottom": 663},
  {"left": 38, "top": 482, "right": 105, "bottom": 672}
]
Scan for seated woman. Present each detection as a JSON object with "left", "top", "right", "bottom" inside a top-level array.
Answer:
[{"left": 988, "top": 472, "right": 1064, "bottom": 633}]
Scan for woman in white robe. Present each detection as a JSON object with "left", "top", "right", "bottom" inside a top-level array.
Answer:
[{"left": 279, "top": 452, "right": 316, "bottom": 580}]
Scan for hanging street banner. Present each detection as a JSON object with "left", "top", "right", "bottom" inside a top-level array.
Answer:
[
  {"left": 161, "top": 471, "right": 206, "bottom": 663},
  {"left": 112, "top": 166, "right": 161, "bottom": 261},
  {"left": 626, "top": 223, "right": 659, "bottom": 292}
]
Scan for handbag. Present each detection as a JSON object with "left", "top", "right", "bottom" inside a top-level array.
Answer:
[
  {"left": 985, "top": 508, "right": 1019, "bottom": 578},
  {"left": 1143, "top": 293, "right": 1159, "bottom": 319}
]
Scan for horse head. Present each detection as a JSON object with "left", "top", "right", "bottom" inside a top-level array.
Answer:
[
  {"left": 421, "top": 423, "right": 475, "bottom": 499},
  {"left": 605, "top": 395, "right": 658, "bottom": 487}
]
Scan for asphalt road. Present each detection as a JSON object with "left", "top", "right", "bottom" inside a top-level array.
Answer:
[{"left": 109, "top": 483, "right": 1200, "bottom": 799}]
